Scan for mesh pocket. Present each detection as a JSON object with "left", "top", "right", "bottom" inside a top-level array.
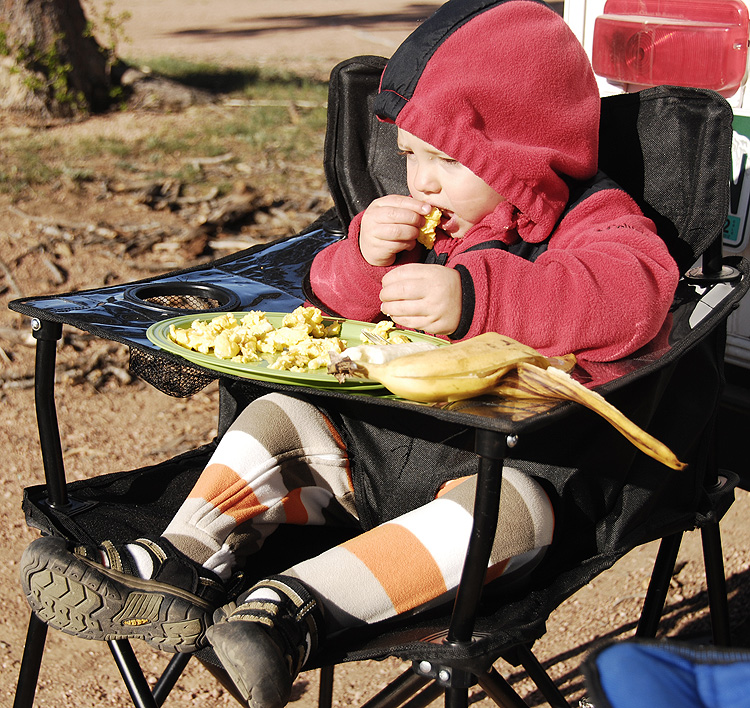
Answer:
[{"left": 129, "top": 348, "right": 216, "bottom": 398}]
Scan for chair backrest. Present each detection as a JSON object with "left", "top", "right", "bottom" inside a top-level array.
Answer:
[
  {"left": 598, "top": 86, "right": 733, "bottom": 273},
  {"left": 324, "top": 56, "right": 405, "bottom": 227},
  {"left": 323, "top": 56, "right": 734, "bottom": 274}
]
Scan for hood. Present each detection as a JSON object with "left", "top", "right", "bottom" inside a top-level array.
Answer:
[{"left": 374, "top": 0, "right": 600, "bottom": 243}]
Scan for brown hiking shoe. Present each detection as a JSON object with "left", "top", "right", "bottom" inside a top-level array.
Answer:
[
  {"left": 207, "top": 575, "right": 325, "bottom": 708},
  {"left": 20, "top": 535, "right": 225, "bottom": 653}
]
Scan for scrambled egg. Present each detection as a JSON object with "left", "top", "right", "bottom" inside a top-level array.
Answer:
[
  {"left": 417, "top": 206, "right": 442, "bottom": 249},
  {"left": 168, "top": 306, "right": 347, "bottom": 372}
]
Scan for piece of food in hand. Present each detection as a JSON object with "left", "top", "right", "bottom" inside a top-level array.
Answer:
[{"left": 417, "top": 206, "right": 442, "bottom": 249}]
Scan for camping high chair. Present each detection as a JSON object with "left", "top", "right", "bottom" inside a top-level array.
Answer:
[{"left": 10, "top": 54, "right": 750, "bottom": 708}]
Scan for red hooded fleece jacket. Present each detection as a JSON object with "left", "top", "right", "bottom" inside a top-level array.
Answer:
[{"left": 308, "top": 0, "right": 679, "bottom": 362}]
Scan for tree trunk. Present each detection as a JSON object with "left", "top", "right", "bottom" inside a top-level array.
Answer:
[{"left": 0, "top": 0, "right": 112, "bottom": 116}]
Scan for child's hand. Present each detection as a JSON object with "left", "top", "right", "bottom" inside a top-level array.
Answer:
[
  {"left": 379, "top": 263, "right": 462, "bottom": 335},
  {"left": 359, "top": 195, "right": 433, "bottom": 267}
]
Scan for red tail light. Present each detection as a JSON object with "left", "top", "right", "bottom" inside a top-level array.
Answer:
[{"left": 592, "top": 0, "right": 750, "bottom": 96}]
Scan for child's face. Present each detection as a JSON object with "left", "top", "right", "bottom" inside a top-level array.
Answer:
[{"left": 397, "top": 128, "right": 505, "bottom": 239}]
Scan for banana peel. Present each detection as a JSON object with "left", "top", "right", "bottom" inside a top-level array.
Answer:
[
  {"left": 494, "top": 362, "right": 686, "bottom": 471},
  {"left": 328, "top": 332, "right": 685, "bottom": 471}
]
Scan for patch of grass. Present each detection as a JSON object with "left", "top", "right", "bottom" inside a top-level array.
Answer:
[
  {"left": 135, "top": 57, "right": 262, "bottom": 94},
  {"left": 133, "top": 57, "right": 328, "bottom": 100},
  {"left": 0, "top": 24, "right": 9, "bottom": 56},
  {"left": 75, "top": 135, "right": 139, "bottom": 159},
  {"left": 0, "top": 136, "right": 62, "bottom": 193},
  {"left": 143, "top": 133, "right": 197, "bottom": 156},
  {"left": 0, "top": 59, "right": 330, "bottom": 196},
  {"left": 0, "top": 152, "right": 60, "bottom": 191}
]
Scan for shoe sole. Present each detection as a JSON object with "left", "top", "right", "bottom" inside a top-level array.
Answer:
[
  {"left": 207, "top": 621, "right": 292, "bottom": 708},
  {"left": 20, "top": 536, "right": 213, "bottom": 653}
]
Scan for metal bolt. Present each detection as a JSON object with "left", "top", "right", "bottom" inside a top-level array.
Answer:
[
  {"left": 438, "top": 669, "right": 451, "bottom": 683},
  {"left": 506, "top": 434, "right": 519, "bottom": 448},
  {"left": 31, "top": 318, "right": 42, "bottom": 331},
  {"left": 418, "top": 661, "right": 432, "bottom": 675}
]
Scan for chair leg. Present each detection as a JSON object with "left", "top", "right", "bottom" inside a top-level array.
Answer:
[
  {"left": 400, "top": 680, "right": 445, "bottom": 708},
  {"left": 359, "top": 668, "right": 431, "bottom": 708},
  {"left": 444, "top": 685, "right": 469, "bottom": 708},
  {"left": 477, "top": 668, "right": 532, "bottom": 708},
  {"left": 13, "top": 613, "right": 48, "bottom": 708},
  {"left": 635, "top": 531, "right": 683, "bottom": 638},
  {"left": 701, "top": 520, "right": 732, "bottom": 646},
  {"left": 512, "top": 645, "right": 570, "bottom": 708},
  {"left": 319, "top": 665, "right": 334, "bottom": 708},
  {"left": 152, "top": 653, "right": 191, "bottom": 706},
  {"left": 197, "top": 657, "right": 250, "bottom": 706},
  {"left": 109, "top": 639, "right": 158, "bottom": 708}
]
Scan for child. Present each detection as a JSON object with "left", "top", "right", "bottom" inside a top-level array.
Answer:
[{"left": 20, "top": 1, "right": 679, "bottom": 707}]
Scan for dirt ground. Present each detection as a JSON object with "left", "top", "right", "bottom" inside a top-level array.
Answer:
[
  {"left": 1, "top": 2, "right": 749, "bottom": 707},
  {"left": 96, "top": 0, "right": 447, "bottom": 78}
]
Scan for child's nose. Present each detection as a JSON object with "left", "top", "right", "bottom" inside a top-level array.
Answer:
[{"left": 411, "top": 163, "right": 440, "bottom": 194}]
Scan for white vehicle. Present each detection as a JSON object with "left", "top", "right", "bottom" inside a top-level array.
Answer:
[{"left": 563, "top": 0, "right": 750, "bottom": 370}]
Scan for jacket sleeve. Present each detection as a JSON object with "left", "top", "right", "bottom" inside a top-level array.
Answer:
[
  {"left": 452, "top": 189, "right": 680, "bottom": 362},
  {"left": 307, "top": 210, "right": 423, "bottom": 321}
]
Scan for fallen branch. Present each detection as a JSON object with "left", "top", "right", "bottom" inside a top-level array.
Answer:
[
  {"left": 40, "top": 252, "right": 66, "bottom": 285},
  {"left": 0, "top": 259, "right": 22, "bottom": 297},
  {"left": 0, "top": 345, "right": 12, "bottom": 366},
  {"left": 0, "top": 327, "right": 34, "bottom": 345},
  {"left": 7, "top": 205, "right": 90, "bottom": 231},
  {"left": 185, "top": 153, "right": 234, "bottom": 169}
]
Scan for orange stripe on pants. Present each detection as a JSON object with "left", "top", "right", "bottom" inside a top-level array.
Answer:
[
  {"left": 282, "top": 488, "right": 309, "bottom": 525},
  {"left": 341, "top": 523, "right": 447, "bottom": 614},
  {"left": 188, "top": 463, "right": 269, "bottom": 525}
]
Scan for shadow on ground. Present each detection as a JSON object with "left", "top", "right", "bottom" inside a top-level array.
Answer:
[
  {"left": 468, "top": 565, "right": 750, "bottom": 706},
  {"left": 167, "top": 3, "right": 564, "bottom": 44}
]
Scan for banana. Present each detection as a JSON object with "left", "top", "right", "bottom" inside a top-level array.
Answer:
[
  {"left": 329, "top": 332, "right": 548, "bottom": 401},
  {"left": 329, "top": 341, "right": 438, "bottom": 379}
]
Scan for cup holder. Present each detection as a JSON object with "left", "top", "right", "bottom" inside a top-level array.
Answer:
[
  {"left": 125, "top": 282, "right": 241, "bottom": 314},
  {"left": 126, "top": 282, "right": 238, "bottom": 396}
]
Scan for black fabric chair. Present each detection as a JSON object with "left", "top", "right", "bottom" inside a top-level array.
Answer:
[{"left": 10, "top": 55, "right": 750, "bottom": 708}]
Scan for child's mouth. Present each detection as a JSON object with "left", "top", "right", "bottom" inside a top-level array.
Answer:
[{"left": 439, "top": 212, "right": 459, "bottom": 235}]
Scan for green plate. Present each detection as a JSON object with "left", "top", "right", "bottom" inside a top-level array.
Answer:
[{"left": 146, "top": 312, "right": 444, "bottom": 391}]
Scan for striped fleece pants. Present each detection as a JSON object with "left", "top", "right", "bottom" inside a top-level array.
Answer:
[{"left": 163, "top": 393, "right": 554, "bottom": 631}]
